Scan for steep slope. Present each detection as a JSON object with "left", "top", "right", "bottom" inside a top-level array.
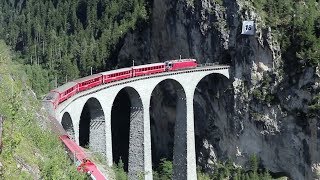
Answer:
[{"left": 0, "top": 41, "right": 85, "bottom": 179}]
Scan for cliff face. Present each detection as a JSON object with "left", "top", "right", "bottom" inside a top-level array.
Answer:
[{"left": 116, "top": 0, "right": 320, "bottom": 179}]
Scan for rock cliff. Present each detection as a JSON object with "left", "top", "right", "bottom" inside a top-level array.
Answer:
[{"left": 116, "top": 0, "right": 320, "bottom": 179}]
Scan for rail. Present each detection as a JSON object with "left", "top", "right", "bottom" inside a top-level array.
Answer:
[
  {"left": 56, "top": 64, "right": 229, "bottom": 113},
  {"left": 43, "top": 64, "right": 229, "bottom": 179}
]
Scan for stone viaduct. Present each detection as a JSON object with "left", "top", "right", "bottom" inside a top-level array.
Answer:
[{"left": 54, "top": 65, "right": 229, "bottom": 180}]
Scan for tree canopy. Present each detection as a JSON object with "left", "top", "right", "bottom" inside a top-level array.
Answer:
[{"left": 0, "top": 0, "right": 147, "bottom": 87}]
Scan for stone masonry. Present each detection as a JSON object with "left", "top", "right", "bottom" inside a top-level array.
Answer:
[{"left": 55, "top": 66, "right": 229, "bottom": 180}]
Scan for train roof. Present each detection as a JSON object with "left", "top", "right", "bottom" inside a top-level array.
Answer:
[
  {"left": 132, "top": 62, "right": 165, "bottom": 69},
  {"left": 99, "top": 67, "right": 132, "bottom": 75},
  {"left": 73, "top": 74, "right": 102, "bottom": 83},
  {"left": 51, "top": 82, "right": 78, "bottom": 93},
  {"left": 168, "top": 58, "right": 197, "bottom": 62}
]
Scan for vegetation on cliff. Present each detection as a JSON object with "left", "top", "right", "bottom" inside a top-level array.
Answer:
[
  {"left": 0, "top": 41, "right": 85, "bottom": 179},
  {"left": 251, "top": 0, "right": 320, "bottom": 66}
]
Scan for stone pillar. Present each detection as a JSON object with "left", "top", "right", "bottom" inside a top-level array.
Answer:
[
  {"left": 172, "top": 87, "right": 197, "bottom": 180},
  {"left": 70, "top": 112, "right": 80, "bottom": 145},
  {"left": 185, "top": 90, "right": 197, "bottom": 180},
  {"left": 143, "top": 97, "right": 153, "bottom": 180},
  {"left": 173, "top": 95, "right": 188, "bottom": 180},
  {"left": 128, "top": 106, "right": 144, "bottom": 179},
  {"left": 89, "top": 118, "right": 106, "bottom": 157},
  {"left": 101, "top": 100, "right": 113, "bottom": 167}
]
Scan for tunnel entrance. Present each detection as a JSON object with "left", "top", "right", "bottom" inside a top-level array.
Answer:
[
  {"left": 61, "top": 112, "right": 75, "bottom": 139},
  {"left": 111, "top": 87, "right": 144, "bottom": 175},
  {"left": 193, "top": 73, "right": 232, "bottom": 173},
  {"left": 150, "top": 79, "right": 186, "bottom": 178},
  {"left": 79, "top": 98, "right": 106, "bottom": 156}
]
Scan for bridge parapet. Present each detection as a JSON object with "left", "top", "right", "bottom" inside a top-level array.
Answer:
[{"left": 48, "top": 65, "right": 230, "bottom": 180}]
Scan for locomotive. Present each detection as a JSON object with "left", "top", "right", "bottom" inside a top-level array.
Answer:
[{"left": 45, "top": 59, "right": 197, "bottom": 108}]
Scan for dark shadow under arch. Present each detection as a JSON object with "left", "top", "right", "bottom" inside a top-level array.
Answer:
[
  {"left": 193, "top": 73, "right": 232, "bottom": 173},
  {"left": 150, "top": 79, "right": 187, "bottom": 179},
  {"left": 61, "top": 112, "right": 75, "bottom": 139},
  {"left": 79, "top": 98, "right": 106, "bottom": 156},
  {"left": 111, "top": 87, "right": 144, "bottom": 177}
]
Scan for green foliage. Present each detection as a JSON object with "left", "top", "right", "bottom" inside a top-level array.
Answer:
[
  {"left": 153, "top": 158, "right": 173, "bottom": 180},
  {"left": 252, "top": 89, "right": 263, "bottom": 100},
  {"left": 308, "top": 94, "right": 320, "bottom": 117},
  {"left": 0, "top": 41, "right": 86, "bottom": 179},
  {"left": 197, "top": 167, "right": 211, "bottom": 180},
  {"left": 251, "top": 0, "right": 320, "bottom": 66},
  {"left": 24, "top": 64, "right": 51, "bottom": 96},
  {"left": 159, "top": 158, "right": 173, "bottom": 179},
  {"left": 0, "top": 0, "right": 148, "bottom": 85},
  {"left": 113, "top": 158, "right": 128, "bottom": 180},
  {"left": 196, "top": 155, "right": 273, "bottom": 180}
]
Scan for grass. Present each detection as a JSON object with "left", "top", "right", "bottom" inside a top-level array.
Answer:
[{"left": 0, "top": 40, "right": 86, "bottom": 179}]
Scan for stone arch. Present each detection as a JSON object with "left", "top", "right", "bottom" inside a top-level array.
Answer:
[
  {"left": 193, "top": 73, "right": 232, "bottom": 173},
  {"left": 149, "top": 78, "right": 187, "bottom": 179},
  {"left": 79, "top": 97, "right": 106, "bottom": 157},
  {"left": 111, "top": 86, "right": 144, "bottom": 177},
  {"left": 61, "top": 112, "right": 75, "bottom": 139}
]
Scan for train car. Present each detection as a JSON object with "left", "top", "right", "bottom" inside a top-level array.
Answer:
[
  {"left": 100, "top": 67, "right": 132, "bottom": 84},
  {"left": 132, "top": 62, "right": 165, "bottom": 77},
  {"left": 43, "top": 91, "right": 60, "bottom": 109},
  {"left": 73, "top": 74, "right": 103, "bottom": 92},
  {"left": 59, "top": 135, "right": 106, "bottom": 180},
  {"left": 166, "top": 59, "right": 197, "bottom": 71},
  {"left": 51, "top": 82, "right": 78, "bottom": 104}
]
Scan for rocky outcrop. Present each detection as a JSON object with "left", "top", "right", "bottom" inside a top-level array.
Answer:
[{"left": 116, "top": 0, "right": 320, "bottom": 179}]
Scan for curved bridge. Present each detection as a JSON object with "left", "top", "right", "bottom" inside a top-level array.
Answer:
[{"left": 54, "top": 65, "right": 229, "bottom": 180}]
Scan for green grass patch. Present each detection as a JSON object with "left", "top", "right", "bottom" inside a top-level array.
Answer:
[{"left": 0, "top": 40, "right": 86, "bottom": 179}]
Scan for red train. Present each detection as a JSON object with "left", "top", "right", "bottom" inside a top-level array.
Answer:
[
  {"left": 45, "top": 59, "right": 197, "bottom": 108},
  {"left": 60, "top": 135, "right": 106, "bottom": 179}
]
